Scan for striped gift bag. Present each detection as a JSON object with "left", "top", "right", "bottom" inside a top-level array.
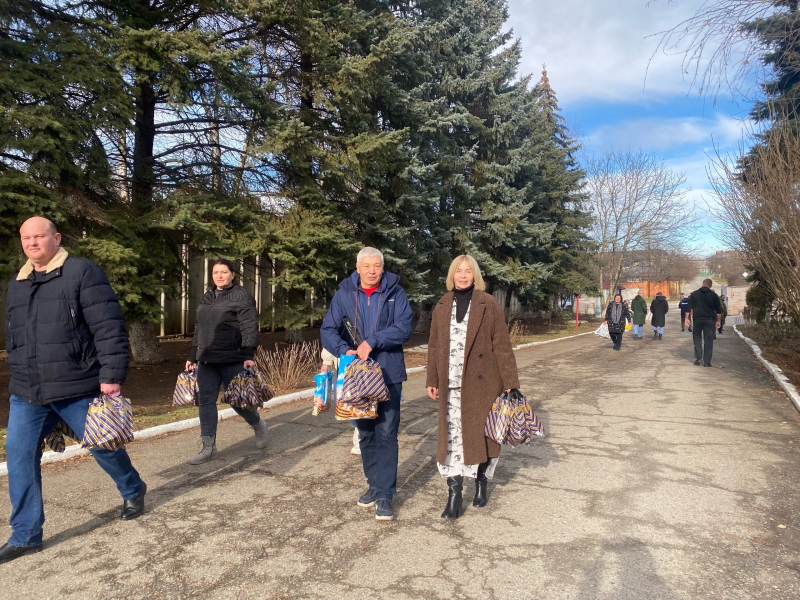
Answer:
[
  {"left": 81, "top": 394, "right": 134, "bottom": 451},
  {"left": 42, "top": 420, "right": 79, "bottom": 453},
  {"left": 172, "top": 370, "right": 199, "bottom": 406},
  {"left": 485, "top": 390, "right": 545, "bottom": 446},
  {"left": 223, "top": 367, "right": 274, "bottom": 410},
  {"left": 335, "top": 359, "right": 388, "bottom": 420}
]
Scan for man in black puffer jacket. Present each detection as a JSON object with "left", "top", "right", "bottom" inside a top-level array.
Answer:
[
  {"left": 686, "top": 278, "right": 722, "bottom": 367},
  {"left": 2, "top": 217, "right": 146, "bottom": 565}
]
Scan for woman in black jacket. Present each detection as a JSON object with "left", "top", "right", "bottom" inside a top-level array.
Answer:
[
  {"left": 604, "top": 293, "right": 632, "bottom": 351},
  {"left": 185, "top": 259, "right": 267, "bottom": 464},
  {"left": 650, "top": 292, "right": 669, "bottom": 339}
]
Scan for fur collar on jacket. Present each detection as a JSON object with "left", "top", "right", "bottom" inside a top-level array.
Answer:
[{"left": 16, "top": 247, "right": 68, "bottom": 281}]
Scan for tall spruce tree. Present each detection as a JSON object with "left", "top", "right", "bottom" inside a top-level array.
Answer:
[
  {"left": 526, "top": 69, "right": 596, "bottom": 309},
  {"left": 393, "top": 0, "right": 554, "bottom": 306}
]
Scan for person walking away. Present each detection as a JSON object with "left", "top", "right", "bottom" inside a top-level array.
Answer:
[
  {"left": 718, "top": 295, "right": 728, "bottom": 334},
  {"left": 2, "top": 217, "right": 147, "bottom": 564},
  {"left": 604, "top": 293, "right": 631, "bottom": 351},
  {"left": 320, "top": 247, "right": 413, "bottom": 521},
  {"left": 678, "top": 294, "right": 691, "bottom": 332},
  {"left": 650, "top": 292, "right": 669, "bottom": 340},
  {"left": 630, "top": 292, "right": 647, "bottom": 340},
  {"left": 686, "top": 279, "right": 722, "bottom": 367},
  {"left": 185, "top": 259, "right": 267, "bottom": 464},
  {"left": 426, "top": 255, "right": 520, "bottom": 519}
]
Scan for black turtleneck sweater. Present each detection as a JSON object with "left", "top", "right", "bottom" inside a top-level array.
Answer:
[{"left": 453, "top": 284, "right": 475, "bottom": 323}]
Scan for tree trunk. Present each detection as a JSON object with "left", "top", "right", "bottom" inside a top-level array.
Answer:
[
  {"left": 504, "top": 287, "right": 514, "bottom": 322},
  {"left": 131, "top": 80, "right": 156, "bottom": 212},
  {"left": 129, "top": 321, "right": 167, "bottom": 364},
  {"left": 414, "top": 305, "right": 432, "bottom": 333}
]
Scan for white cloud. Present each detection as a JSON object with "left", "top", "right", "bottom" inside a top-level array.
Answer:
[
  {"left": 585, "top": 114, "right": 748, "bottom": 152},
  {"left": 507, "top": 0, "right": 710, "bottom": 104}
]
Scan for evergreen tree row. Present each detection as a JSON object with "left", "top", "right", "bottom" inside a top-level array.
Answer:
[{"left": 0, "top": 0, "right": 595, "bottom": 358}]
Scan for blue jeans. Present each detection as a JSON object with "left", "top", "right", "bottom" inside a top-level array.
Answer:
[
  {"left": 633, "top": 324, "right": 643, "bottom": 336},
  {"left": 196, "top": 362, "right": 261, "bottom": 437},
  {"left": 652, "top": 325, "right": 664, "bottom": 334},
  {"left": 355, "top": 383, "right": 402, "bottom": 500},
  {"left": 6, "top": 394, "right": 145, "bottom": 548}
]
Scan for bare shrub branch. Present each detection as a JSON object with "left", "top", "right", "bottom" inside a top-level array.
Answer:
[
  {"left": 649, "top": 0, "right": 780, "bottom": 102},
  {"left": 254, "top": 340, "right": 321, "bottom": 393},
  {"left": 709, "top": 123, "right": 800, "bottom": 324}
]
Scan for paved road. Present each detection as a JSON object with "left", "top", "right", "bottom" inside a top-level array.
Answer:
[{"left": 1, "top": 309, "right": 799, "bottom": 599}]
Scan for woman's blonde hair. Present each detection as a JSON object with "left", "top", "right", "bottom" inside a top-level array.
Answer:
[{"left": 445, "top": 255, "right": 486, "bottom": 291}]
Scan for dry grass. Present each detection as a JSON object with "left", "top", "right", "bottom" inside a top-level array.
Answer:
[
  {"left": 508, "top": 320, "right": 531, "bottom": 347},
  {"left": 739, "top": 324, "right": 800, "bottom": 391},
  {"left": 254, "top": 340, "right": 321, "bottom": 394}
]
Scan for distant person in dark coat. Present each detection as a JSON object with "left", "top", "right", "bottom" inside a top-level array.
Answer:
[
  {"left": 718, "top": 295, "right": 728, "bottom": 334},
  {"left": 678, "top": 294, "right": 691, "bottom": 332},
  {"left": 686, "top": 279, "right": 722, "bottom": 367},
  {"left": 2, "top": 217, "right": 146, "bottom": 565},
  {"left": 630, "top": 292, "right": 647, "bottom": 340},
  {"left": 650, "top": 292, "right": 669, "bottom": 340},
  {"left": 604, "top": 293, "right": 631, "bottom": 351}
]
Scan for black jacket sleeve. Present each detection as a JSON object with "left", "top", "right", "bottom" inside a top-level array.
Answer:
[
  {"left": 80, "top": 264, "right": 129, "bottom": 384},
  {"left": 237, "top": 294, "right": 258, "bottom": 360}
]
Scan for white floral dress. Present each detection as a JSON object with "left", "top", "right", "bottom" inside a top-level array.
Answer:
[{"left": 437, "top": 300, "right": 498, "bottom": 479}]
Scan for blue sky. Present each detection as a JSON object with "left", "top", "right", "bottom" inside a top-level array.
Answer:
[{"left": 506, "top": 0, "right": 756, "bottom": 256}]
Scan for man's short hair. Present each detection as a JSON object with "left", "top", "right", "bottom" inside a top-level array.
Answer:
[
  {"left": 703, "top": 278, "right": 713, "bottom": 287},
  {"left": 357, "top": 247, "right": 384, "bottom": 266}
]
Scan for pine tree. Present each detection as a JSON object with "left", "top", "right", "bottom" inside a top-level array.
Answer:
[
  {"left": 392, "top": 0, "right": 555, "bottom": 304},
  {"left": 745, "top": 2, "right": 800, "bottom": 124},
  {"left": 0, "top": 0, "right": 130, "bottom": 276},
  {"left": 525, "top": 68, "right": 596, "bottom": 308}
]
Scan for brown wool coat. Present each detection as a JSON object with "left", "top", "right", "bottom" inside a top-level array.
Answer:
[{"left": 426, "top": 290, "right": 520, "bottom": 465}]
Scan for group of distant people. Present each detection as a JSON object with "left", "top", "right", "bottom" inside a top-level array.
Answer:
[
  {"left": 603, "top": 279, "right": 727, "bottom": 366},
  {"left": 2, "top": 216, "right": 521, "bottom": 564}
]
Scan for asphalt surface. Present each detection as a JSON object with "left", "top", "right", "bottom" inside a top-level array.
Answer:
[{"left": 1, "top": 309, "right": 800, "bottom": 599}]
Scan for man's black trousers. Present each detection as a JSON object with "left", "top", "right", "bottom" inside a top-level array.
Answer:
[{"left": 693, "top": 318, "right": 716, "bottom": 365}]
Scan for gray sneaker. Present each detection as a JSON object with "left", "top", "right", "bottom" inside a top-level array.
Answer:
[
  {"left": 189, "top": 436, "right": 217, "bottom": 465},
  {"left": 253, "top": 419, "right": 268, "bottom": 450},
  {"left": 357, "top": 488, "right": 376, "bottom": 507},
  {"left": 375, "top": 498, "right": 394, "bottom": 521}
]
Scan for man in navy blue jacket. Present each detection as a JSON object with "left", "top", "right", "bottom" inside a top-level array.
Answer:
[
  {"left": 321, "top": 247, "right": 413, "bottom": 521},
  {"left": 678, "top": 293, "right": 691, "bottom": 332}
]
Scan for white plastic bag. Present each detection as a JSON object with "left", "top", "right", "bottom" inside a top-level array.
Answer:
[{"left": 594, "top": 323, "right": 610, "bottom": 339}]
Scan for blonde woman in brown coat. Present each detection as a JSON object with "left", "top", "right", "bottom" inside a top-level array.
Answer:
[{"left": 426, "top": 255, "right": 520, "bottom": 519}]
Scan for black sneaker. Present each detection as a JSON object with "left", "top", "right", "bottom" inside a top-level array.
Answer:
[
  {"left": 693, "top": 359, "right": 701, "bottom": 366},
  {"left": 704, "top": 363, "right": 712, "bottom": 367},
  {"left": 375, "top": 498, "right": 394, "bottom": 521},
  {"left": 357, "top": 488, "right": 376, "bottom": 508}
]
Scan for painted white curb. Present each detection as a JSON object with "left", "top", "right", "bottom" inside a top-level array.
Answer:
[
  {"left": 514, "top": 330, "right": 594, "bottom": 349},
  {"left": 734, "top": 324, "right": 800, "bottom": 413},
  {"left": 0, "top": 335, "right": 578, "bottom": 476}
]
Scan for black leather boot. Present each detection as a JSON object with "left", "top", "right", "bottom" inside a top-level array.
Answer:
[
  {"left": 473, "top": 462, "right": 489, "bottom": 507},
  {"left": 441, "top": 476, "right": 463, "bottom": 519}
]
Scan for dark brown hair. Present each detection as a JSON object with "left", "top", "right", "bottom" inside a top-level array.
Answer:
[{"left": 212, "top": 258, "right": 236, "bottom": 274}]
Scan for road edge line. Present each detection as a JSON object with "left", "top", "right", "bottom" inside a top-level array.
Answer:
[{"left": 734, "top": 324, "right": 800, "bottom": 413}]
